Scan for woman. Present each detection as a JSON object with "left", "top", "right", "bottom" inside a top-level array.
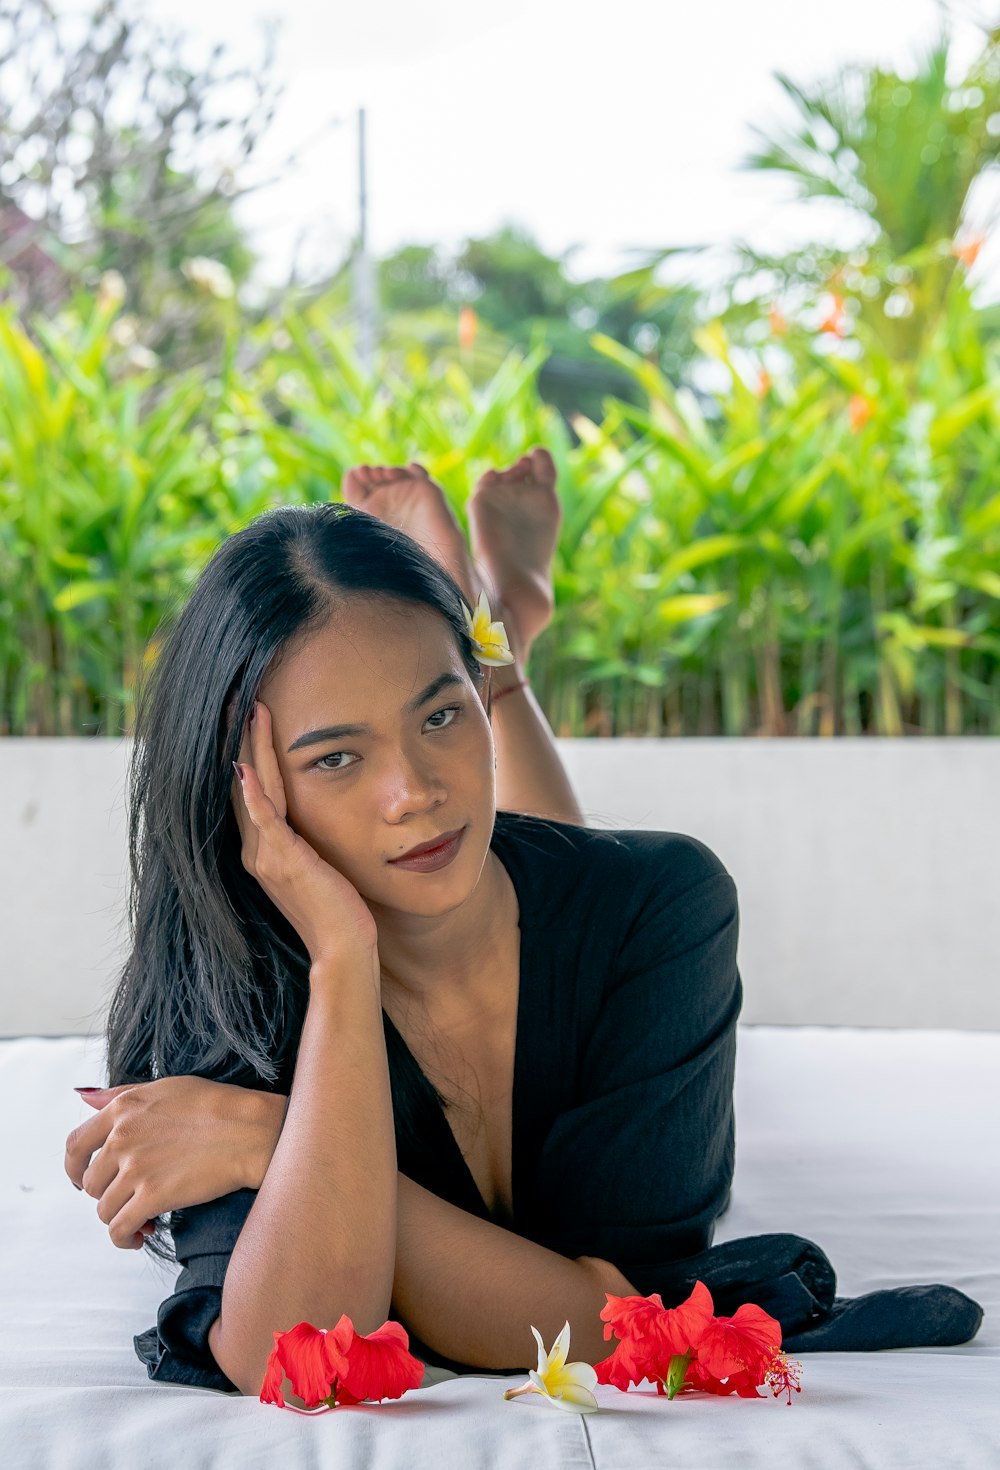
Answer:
[{"left": 66, "top": 451, "right": 982, "bottom": 1401}]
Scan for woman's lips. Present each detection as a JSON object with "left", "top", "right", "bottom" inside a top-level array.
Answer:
[
  {"left": 390, "top": 827, "right": 463, "bottom": 861},
  {"left": 388, "top": 827, "right": 466, "bottom": 871}
]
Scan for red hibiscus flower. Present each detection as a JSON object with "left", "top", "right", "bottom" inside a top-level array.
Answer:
[
  {"left": 683, "top": 1348, "right": 802, "bottom": 1404},
  {"left": 697, "top": 1301, "right": 783, "bottom": 1380},
  {"left": 594, "top": 1281, "right": 715, "bottom": 1391},
  {"left": 594, "top": 1280, "right": 803, "bottom": 1405},
  {"left": 260, "top": 1315, "right": 425, "bottom": 1411},
  {"left": 677, "top": 1302, "right": 783, "bottom": 1399}
]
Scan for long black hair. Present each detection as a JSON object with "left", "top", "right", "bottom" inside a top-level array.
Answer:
[{"left": 103, "top": 502, "right": 491, "bottom": 1266}]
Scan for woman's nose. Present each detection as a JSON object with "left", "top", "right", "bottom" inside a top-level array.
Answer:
[{"left": 383, "top": 762, "right": 447, "bottom": 814}]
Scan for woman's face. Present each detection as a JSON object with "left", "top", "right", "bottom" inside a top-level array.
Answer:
[{"left": 240, "top": 598, "right": 496, "bottom": 915}]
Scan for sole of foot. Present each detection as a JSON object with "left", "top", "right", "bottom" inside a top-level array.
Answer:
[
  {"left": 341, "top": 461, "right": 482, "bottom": 608},
  {"left": 468, "top": 447, "right": 562, "bottom": 653}
]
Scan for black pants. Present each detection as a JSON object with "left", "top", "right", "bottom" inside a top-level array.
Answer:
[{"left": 643, "top": 1233, "right": 983, "bottom": 1352}]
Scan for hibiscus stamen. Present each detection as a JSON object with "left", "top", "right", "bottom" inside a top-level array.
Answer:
[{"left": 764, "top": 1351, "right": 803, "bottom": 1406}]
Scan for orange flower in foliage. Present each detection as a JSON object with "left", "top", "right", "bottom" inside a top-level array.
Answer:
[
  {"left": 849, "top": 395, "right": 873, "bottom": 432},
  {"left": 952, "top": 235, "right": 985, "bottom": 269},
  {"left": 768, "top": 303, "right": 788, "bottom": 336},
  {"left": 818, "top": 294, "right": 847, "bottom": 337},
  {"left": 458, "top": 305, "right": 478, "bottom": 352},
  {"left": 260, "top": 1316, "right": 424, "bottom": 1412},
  {"left": 594, "top": 1279, "right": 803, "bottom": 1405}
]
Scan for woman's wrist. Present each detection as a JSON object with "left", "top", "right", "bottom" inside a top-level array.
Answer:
[
  {"left": 492, "top": 677, "right": 530, "bottom": 706},
  {"left": 243, "top": 1089, "right": 288, "bottom": 1191},
  {"left": 490, "top": 658, "right": 531, "bottom": 706}
]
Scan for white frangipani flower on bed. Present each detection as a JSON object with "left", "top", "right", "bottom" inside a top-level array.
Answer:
[{"left": 502, "top": 1321, "right": 600, "bottom": 1413}]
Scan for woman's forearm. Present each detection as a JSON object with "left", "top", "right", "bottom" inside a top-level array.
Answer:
[
  {"left": 490, "top": 657, "right": 585, "bottom": 828},
  {"left": 390, "top": 1173, "right": 620, "bottom": 1370},
  {"left": 244, "top": 1094, "right": 622, "bottom": 1369},
  {"left": 212, "top": 960, "right": 397, "bottom": 1397}
]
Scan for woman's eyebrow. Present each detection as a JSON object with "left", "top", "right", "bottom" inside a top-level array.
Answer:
[{"left": 287, "top": 672, "right": 466, "bottom": 753}]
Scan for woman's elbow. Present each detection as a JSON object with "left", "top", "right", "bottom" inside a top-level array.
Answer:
[{"left": 208, "top": 1315, "right": 274, "bottom": 1401}]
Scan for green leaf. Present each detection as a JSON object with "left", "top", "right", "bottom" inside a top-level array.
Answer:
[
  {"left": 655, "top": 592, "right": 732, "bottom": 625},
  {"left": 660, "top": 535, "right": 751, "bottom": 584},
  {"left": 929, "top": 383, "right": 1000, "bottom": 451},
  {"left": 53, "top": 579, "right": 118, "bottom": 612}
]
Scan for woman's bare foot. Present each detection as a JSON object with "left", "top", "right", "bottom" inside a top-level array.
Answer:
[
  {"left": 468, "top": 447, "right": 562, "bottom": 660},
  {"left": 341, "top": 462, "right": 483, "bottom": 609}
]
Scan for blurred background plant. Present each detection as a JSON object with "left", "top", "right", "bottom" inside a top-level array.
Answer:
[
  {"left": 1, "top": 0, "right": 998, "bottom": 738},
  {"left": 0, "top": 0, "right": 282, "bottom": 367}
]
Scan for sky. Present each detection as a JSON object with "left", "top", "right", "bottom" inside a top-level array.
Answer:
[{"left": 76, "top": 0, "right": 1000, "bottom": 294}]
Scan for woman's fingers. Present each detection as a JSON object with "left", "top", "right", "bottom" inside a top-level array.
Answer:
[
  {"left": 229, "top": 699, "right": 287, "bottom": 828},
  {"left": 64, "top": 1092, "right": 133, "bottom": 1190},
  {"left": 232, "top": 720, "right": 258, "bottom": 862},
  {"left": 233, "top": 751, "right": 297, "bottom": 884},
  {"left": 102, "top": 1181, "right": 152, "bottom": 1250},
  {"left": 81, "top": 1143, "right": 122, "bottom": 1203},
  {"left": 249, "top": 701, "right": 288, "bottom": 820},
  {"left": 70, "top": 1116, "right": 151, "bottom": 1250}
]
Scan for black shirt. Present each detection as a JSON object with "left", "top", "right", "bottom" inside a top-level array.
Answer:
[{"left": 134, "top": 810, "right": 741, "bottom": 1391}]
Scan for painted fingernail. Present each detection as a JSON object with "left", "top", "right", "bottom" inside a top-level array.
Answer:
[
  {"left": 72, "top": 1182, "right": 82, "bottom": 1191},
  {"left": 74, "top": 1087, "right": 100, "bottom": 1093},
  {"left": 233, "top": 761, "right": 245, "bottom": 783}
]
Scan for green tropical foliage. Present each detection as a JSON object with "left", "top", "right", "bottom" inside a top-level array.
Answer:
[
  {"left": 745, "top": 30, "right": 1000, "bottom": 251},
  {"left": 1, "top": 268, "right": 997, "bottom": 739},
  {"left": 368, "top": 228, "right": 703, "bottom": 425},
  {"left": 3, "top": 16, "right": 1000, "bottom": 740},
  {"left": 740, "top": 26, "right": 1000, "bottom": 356}
]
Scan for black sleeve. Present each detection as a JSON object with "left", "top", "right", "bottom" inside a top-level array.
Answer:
[
  {"left": 133, "top": 1188, "right": 258, "bottom": 1392},
  {"left": 531, "top": 838, "right": 742, "bottom": 1294}
]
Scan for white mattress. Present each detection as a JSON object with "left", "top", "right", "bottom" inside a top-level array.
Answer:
[{"left": 2, "top": 1025, "right": 997, "bottom": 1469}]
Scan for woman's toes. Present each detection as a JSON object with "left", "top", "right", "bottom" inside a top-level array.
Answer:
[{"left": 530, "top": 446, "right": 556, "bottom": 479}]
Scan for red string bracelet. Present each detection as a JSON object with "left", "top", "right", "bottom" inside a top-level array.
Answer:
[{"left": 492, "top": 677, "right": 530, "bottom": 705}]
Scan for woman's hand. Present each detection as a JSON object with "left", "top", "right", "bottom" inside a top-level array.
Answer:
[
  {"left": 233, "top": 700, "right": 380, "bottom": 971},
  {"left": 64, "top": 1076, "right": 286, "bottom": 1250}
]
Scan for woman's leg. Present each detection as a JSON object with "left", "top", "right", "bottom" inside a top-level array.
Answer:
[
  {"left": 469, "top": 449, "right": 585, "bottom": 826},
  {"left": 489, "top": 643, "right": 584, "bottom": 826},
  {"left": 341, "top": 454, "right": 586, "bottom": 827}
]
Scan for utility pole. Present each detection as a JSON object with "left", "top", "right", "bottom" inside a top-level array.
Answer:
[{"left": 353, "top": 106, "right": 378, "bottom": 372}]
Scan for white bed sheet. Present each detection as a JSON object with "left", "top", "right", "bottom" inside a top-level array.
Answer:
[{"left": 1, "top": 1025, "right": 997, "bottom": 1470}]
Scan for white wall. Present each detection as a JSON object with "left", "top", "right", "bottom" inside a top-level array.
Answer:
[{"left": 2, "top": 737, "right": 997, "bottom": 1034}]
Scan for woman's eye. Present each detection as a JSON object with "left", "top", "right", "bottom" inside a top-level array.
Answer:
[
  {"left": 315, "top": 751, "right": 357, "bottom": 772},
  {"left": 314, "top": 704, "right": 463, "bottom": 772},
  {"left": 425, "top": 703, "right": 462, "bottom": 730}
]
